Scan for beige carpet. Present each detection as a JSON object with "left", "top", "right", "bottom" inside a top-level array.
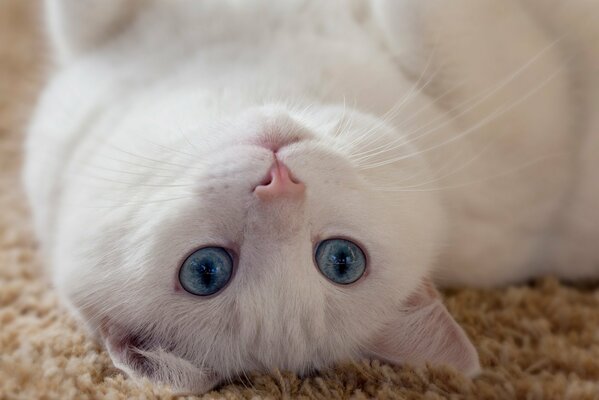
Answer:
[{"left": 1, "top": 2, "right": 599, "bottom": 399}]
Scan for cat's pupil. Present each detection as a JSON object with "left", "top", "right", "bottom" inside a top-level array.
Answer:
[
  {"left": 196, "top": 261, "right": 216, "bottom": 286},
  {"left": 315, "top": 239, "right": 366, "bottom": 285},
  {"left": 332, "top": 250, "right": 353, "bottom": 276}
]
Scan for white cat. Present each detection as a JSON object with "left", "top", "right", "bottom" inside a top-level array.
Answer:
[{"left": 24, "top": 0, "right": 599, "bottom": 394}]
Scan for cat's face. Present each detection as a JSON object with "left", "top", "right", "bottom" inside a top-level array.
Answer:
[{"left": 55, "top": 105, "right": 477, "bottom": 393}]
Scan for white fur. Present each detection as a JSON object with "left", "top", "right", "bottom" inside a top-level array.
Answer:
[{"left": 24, "top": 0, "right": 599, "bottom": 393}]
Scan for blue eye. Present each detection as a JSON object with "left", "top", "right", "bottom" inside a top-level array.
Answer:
[
  {"left": 315, "top": 239, "right": 366, "bottom": 285},
  {"left": 179, "top": 247, "right": 233, "bottom": 296}
]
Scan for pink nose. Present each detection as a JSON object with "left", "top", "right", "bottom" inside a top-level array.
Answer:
[{"left": 254, "top": 160, "right": 305, "bottom": 200}]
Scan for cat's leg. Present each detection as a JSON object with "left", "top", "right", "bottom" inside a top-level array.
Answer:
[
  {"left": 45, "top": 0, "right": 143, "bottom": 62},
  {"left": 372, "top": 0, "right": 575, "bottom": 286}
]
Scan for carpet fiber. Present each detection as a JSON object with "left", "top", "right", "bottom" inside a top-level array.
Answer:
[{"left": 1, "top": 2, "right": 599, "bottom": 399}]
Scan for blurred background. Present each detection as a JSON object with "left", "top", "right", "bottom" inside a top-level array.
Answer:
[{"left": 0, "top": 0, "right": 43, "bottom": 171}]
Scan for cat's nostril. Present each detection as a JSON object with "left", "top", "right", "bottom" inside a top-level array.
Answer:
[{"left": 259, "top": 174, "right": 273, "bottom": 186}]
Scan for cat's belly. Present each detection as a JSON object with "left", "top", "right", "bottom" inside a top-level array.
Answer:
[
  {"left": 541, "top": 87, "right": 599, "bottom": 281},
  {"left": 526, "top": 0, "right": 599, "bottom": 280},
  {"left": 430, "top": 80, "right": 599, "bottom": 287},
  {"left": 437, "top": 127, "right": 599, "bottom": 287}
]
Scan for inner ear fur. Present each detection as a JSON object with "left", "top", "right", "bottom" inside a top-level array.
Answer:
[
  {"left": 367, "top": 280, "right": 481, "bottom": 376},
  {"left": 101, "top": 322, "right": 220, "bottom": 394}
]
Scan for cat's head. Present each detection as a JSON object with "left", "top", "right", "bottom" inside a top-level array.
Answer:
[{"left": 54, "top": 104, "right": 479, "bottom": 393}]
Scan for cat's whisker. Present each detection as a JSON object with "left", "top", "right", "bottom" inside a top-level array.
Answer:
[
  {"left": 339, "top": 44, "right": 442, "bottom": 153},
  {"left": 352, "top": 36, "right": 567, "bottom": 165},
  {"left": 394, "top": 78, "right": 467, "bottom": 131},
  {"left": 90, "top": 152, "right": 188, "bottom": 173},
  {"left": 357, "top": 60, "right": 569, "bottom": 170},
  {"left": 379, "top": 127, "right": 509, "bottom": 189},
  {"left": 79, "top": 163, "right": 186, "bottom": 180},
  {"left": 105, "top": 144, "right": 206, "bottom": 171},
  {"left": 176, "top": 124, "right": 205, "bottom": 156},
  {"left": 372, "top": 151, "right": 566, "bottom": 192},
  {"left": 67, "top": 194, "right": 197, "bottom": 210},
  {"left": 328, "top": 97, "right": 350, "bottom": 139},
  {"left": 338, "top": 49, "right": 436, "bottom": 151},
  {"left": 336, "top": 100, "right": 354, "bottom": 138},
  {"left": 347, "top": 77, "right": 469, "bottom": 161},
  {"left": 401, "top": 36, "right": 565, "bottom": 133},
  {"left": 338, "top": 99, "right": 360, "bottom": 145},
  {"left": 349, "top": 78, "right": 483, "bottom": 163},
  {"left": 297, "top": 101, "right": 318, "bottom": 121},
  {"left": 340, "top": 45, "right": 440, "bottom": 152},
  {"left": 70, "top": 172, "right": 195, "bottom": 189},
  {"left": 384, "top": 143, "right": 471, "bottom": 188},
  {"left": 381, "top": 142, "right": 494, "bottom": 190},
  {"left": 135, "top": 135, "right": 201, "bottom": 159},
  {"left": 345, "top": 64, "right": 443, "bottom": 154}
]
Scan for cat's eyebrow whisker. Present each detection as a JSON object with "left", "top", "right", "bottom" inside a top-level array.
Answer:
[
  {"left": 352, "top": 35, "right": 567, "bottom": 165},
  {"left": 357, "top": 60, "right": 569, "bottom": 171}
]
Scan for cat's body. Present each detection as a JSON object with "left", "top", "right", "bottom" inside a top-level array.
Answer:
[
  {"left": 25, "top": 0, "right": 599, "bottom": 393},
  {"left": 377, "top": 0, "right": 599, "bottom": 286}
]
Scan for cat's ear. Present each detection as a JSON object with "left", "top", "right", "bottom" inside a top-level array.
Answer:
[
  {"left": 45, "top": 0, "right": 143, "bottom": 62},
  {"left": 367, "top": 280, "right": 480, "bottom": 376},
  {"left": 101, "top": 323, "right": 220, "bottom": 394}
]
